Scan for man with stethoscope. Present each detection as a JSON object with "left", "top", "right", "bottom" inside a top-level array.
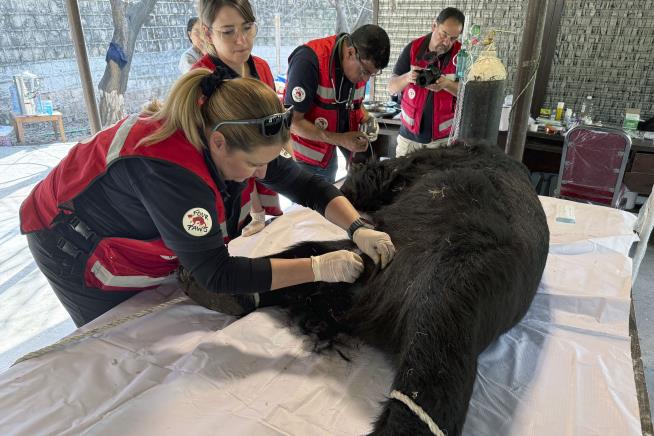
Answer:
[{"left": 284, "top": 24, "right": 391, "bottom": 182}]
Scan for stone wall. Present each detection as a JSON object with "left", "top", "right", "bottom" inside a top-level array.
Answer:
[
  {"left": 375, "top": 0, "right": 653, "bottom": 126},
  {"left": 375, "top": 0, "right": 524, "bottom": 103},
  {"left": 5, "top": 1, "right": 646, "bottom": 143},
  {"left": 544, "top": 0, "right": 654, "bottom": 125},
  {"left": 0, "top": 0, "right": 195, "bottom": 142},
  {"left": 0, "top": 0, "right": 351, "bottom": 143}
]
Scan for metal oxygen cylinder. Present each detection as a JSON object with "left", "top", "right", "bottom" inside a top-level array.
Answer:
[{"left": 452, "top": 35, "right": 507, "bottom": 147}]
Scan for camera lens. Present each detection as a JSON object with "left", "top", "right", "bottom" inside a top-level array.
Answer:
[{"left": 416, "top": 71, "right": 429, "bottom": 87}]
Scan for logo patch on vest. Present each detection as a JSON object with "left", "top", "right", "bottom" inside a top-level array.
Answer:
[
  {"left": 183, "top": 208, "right": 212, "bottom": 236},
  {"left": 408, "top": 88, "right": 416, "bottom": 99},
  {"left": 292, "top": 86, "right": 306, "bottom": 103},
  {"left": 314, "top": 117, "right": 328, "bottom": 130}
]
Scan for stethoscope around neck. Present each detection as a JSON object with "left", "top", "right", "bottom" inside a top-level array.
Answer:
[{"left": 328, "top": 34, "right": 356, "bottom": 110}]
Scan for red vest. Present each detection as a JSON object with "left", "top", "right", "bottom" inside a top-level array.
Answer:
[
  {"left": 288, "top": 35, "right": 367, "bottom": 168},
  {"left": 400, "top": 35, "right": 460, "bottom": 140},
  {"left": 193, "top": 54, "right": 275, "bottom": 90},
  {"left": 20, "top": 116, "right": 257, "bottom": 291},
  {"left": 192, "top": 54, "right": 282, "bottom": 215}
]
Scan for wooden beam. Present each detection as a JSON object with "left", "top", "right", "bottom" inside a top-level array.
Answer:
[
  {"left": 64, "top": 0, "right": 102, "bottom": 134},
  {"left": 370, "top": 0, "right": 379, "bottom": 101},
  {"left": 506, "top": 0, "right": 549, "bottom": 161},
  {"left": 530, "top": 0, "right": 565, "bottom": 119}
]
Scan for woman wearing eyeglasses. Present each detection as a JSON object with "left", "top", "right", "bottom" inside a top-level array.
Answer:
[
  {"left": 193, "top": 0, "right": 265, "bottom": 81},
  {"left": 19, "top": 68, "right": 396, "bottom": 327},
  {"left": 192, "top": 0, "right": 278, "bottom": 237}
]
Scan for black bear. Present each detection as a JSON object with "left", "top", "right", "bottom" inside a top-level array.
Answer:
[{"left": 182, "top": 142, "right": 550, "bottom": 435}]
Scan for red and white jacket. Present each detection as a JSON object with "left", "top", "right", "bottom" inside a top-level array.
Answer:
[
  {"left": 193, "top": 54, "right": 283, "bottom": 215},
  {"left": 289, "top": 35, "right": 367, "bottom": 168},
  {"left": 400, "top": 35, "right": 460, "bottom": 141},
  {"left": 20, "top": 116, "right": 259, "bottom": 291}
]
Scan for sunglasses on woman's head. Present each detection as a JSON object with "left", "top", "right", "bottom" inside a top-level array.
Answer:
[{"left": 212, "top": 106, "right": 293, "bottom": 137}]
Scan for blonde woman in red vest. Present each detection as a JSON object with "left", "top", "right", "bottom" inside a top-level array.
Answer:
[
  {"left": 388, "top": 7, "right": 464, "bottom": 157},
  {"left": 193, "top": 0, "right": 279, "bottom": 237},
  {"left": 20, "top": 68, "right": 395, "bottom": 327},
  {"left": 284, "top": 25, "right": 391, "bottom": 182}
]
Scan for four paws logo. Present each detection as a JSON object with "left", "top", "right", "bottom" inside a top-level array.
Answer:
[
  {"left": 314, "top": 117, "right": 328, "bottom": 130},
  {"left": 292, "top": 86, "right": 306, "bottom": 103},
  {"left": 183, "top": 208, "right": 213, "bottom": 236}
]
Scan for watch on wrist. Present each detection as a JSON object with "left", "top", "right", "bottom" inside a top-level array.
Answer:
[{"left": 347, "top": 217, "right": 374, "bottom": 239}]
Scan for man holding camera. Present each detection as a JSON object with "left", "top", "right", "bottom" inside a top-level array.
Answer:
[{"left": 388, "top": 7, "right": 464, "bottom": 157}]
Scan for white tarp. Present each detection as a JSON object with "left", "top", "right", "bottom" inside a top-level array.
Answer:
[{"left": 0, "top": 190, "right": 642, "bottom": 435}]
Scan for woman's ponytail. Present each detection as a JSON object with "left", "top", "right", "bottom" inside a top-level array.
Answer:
[{"left": 138, "top": 67, "right": 288, "bottom": 152}]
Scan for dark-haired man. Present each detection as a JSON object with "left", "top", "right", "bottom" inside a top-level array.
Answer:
[
  {"left": 388, "top": 7, "right": 464, "bottom": 157},
  {"left": 284, "top": 24, "right": 391, "bottom": 182}
]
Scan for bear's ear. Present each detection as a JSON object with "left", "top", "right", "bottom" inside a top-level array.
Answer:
[{"left": 378, "top": 161, "right": 406, "bottom": 190}]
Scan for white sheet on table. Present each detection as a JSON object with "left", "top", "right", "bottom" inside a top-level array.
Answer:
[{"left": 0, "top": 197, "right": 641, "bottom": 436}]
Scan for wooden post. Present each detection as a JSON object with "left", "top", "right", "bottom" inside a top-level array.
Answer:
[
  {"left": 530, "top": 0, "right": 565, "bottom": 119},
  {"left": 370, "top": 0, "right": 380, "bottom": 100},
  {"left": 506, "top": 0, "right": 549, "bottom": 161},
  {"left": 64, "top": 0, "right": 102, "bottom": 134}
]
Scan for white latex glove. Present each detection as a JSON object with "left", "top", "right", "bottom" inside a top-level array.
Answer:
[
  {"left": 241, "top": 210, "right": 266, "bottom": 237},
  {"left": 311, "top": 250, "right": 364, "bottom": 283},
  {"left": 352, "top": 227, "right": 396, "bottom": 268},
  {"left": 360, "top": 116, "right": 379, "bottom": 142}
]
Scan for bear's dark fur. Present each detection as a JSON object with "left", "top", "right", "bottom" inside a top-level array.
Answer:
[{"left": 184, "top": 143, "right": 550, "bottom": 435}]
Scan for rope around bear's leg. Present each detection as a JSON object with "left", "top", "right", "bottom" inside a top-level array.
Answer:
[{"left": 390, "top": 389, "right": 446, "bottom": 436}]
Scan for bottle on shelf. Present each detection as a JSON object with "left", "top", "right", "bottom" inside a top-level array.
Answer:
[
  {"left": 579, "top": 95, "right": 593, "bottom": 125},
  {"left": 42, "top": 93, "right": 54, "bottom": 115},
  {"left": 555, "top": 102, "right": 565, "bottom": 121}
]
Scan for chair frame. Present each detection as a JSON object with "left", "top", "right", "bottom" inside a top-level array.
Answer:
[
  {"left": 556, "top": 125, "right": 632, "bottom": 208},
  {"left": 633, "top": 190, "right": 654, "bottom": 282}
]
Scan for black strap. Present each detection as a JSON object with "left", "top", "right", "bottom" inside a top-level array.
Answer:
[
  {"left": 347, "top": 217, "right": 374, "bottom": 239},
  {"left": 53, "top": 214, "right": 99, "bottom": 259},
  {"left": 56, "top": 238, "right": 84, "bottom": 259},
  {"left": 68, "top": 216, "right": 96, "bottom": 241}
]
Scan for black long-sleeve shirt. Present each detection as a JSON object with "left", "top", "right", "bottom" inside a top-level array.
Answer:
[{"left": 73, "top": 151, "right": 342, "bottom": 294}]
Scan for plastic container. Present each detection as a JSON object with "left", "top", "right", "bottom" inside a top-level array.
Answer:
[
  {"left": 455, "top": 48, "right": 469, "bottom": 80},
  {"left": 623, "top": 108, "right": 640, "bottom": 132},
  {"left": 580, "top": 96, "right": 593, "bottom": 125},
  {"left": 555, "top": 102, "right": 565, "bottom": 121},
  {"left": 564, "top": 108, "right": 573, "bottom": 125},
  {"left": 43, "top": 100, "right": 54, "bottom": 115}
]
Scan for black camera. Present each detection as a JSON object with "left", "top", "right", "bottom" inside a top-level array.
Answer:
[{"left": 415, "top": 64, "right": 442, "bottom": 87}]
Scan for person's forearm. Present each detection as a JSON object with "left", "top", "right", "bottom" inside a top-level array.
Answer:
[
  {"left": 324, "top": 195, "right": 360, "bottom": 231},
  {"left": 388, "top": 73, "right": 411, "bottom": 95},
  {"left": 292, "top": 117, "right": 340, "bottom": 145},
  {"left": 444, "top": 80, "right": 460, "bottom": 97},
  {"left": 270, "top": 258, "right": 314, "bottom": 289}
]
